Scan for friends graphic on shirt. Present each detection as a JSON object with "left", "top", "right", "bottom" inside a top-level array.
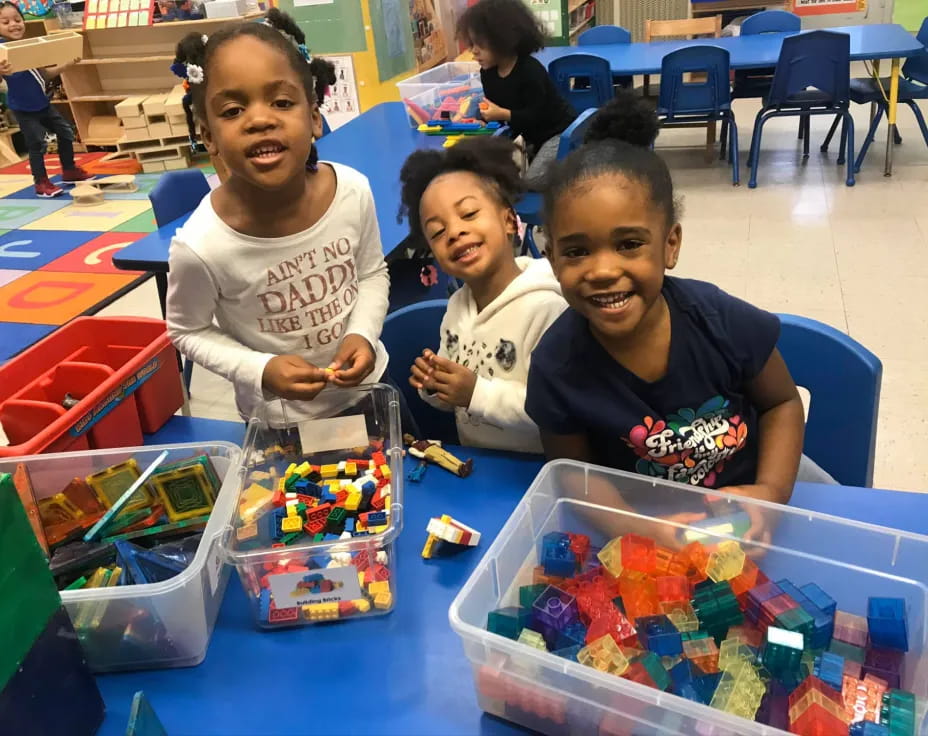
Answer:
[{"left": 623, "top": 396, "right": 748, "bottom": 487}]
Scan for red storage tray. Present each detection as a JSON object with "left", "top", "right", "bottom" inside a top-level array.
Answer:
[{"left": 0, "top": 317, "right": 183, "bottom": 458}]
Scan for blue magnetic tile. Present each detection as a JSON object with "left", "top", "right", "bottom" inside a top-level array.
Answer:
[
  {"left": 0, "top": 229, "right": 101, "bottom": 269},
  {"left": 0, "top": 322, "right": 55, "bottom": 361},
  {"left": 0, "top": 200, "right": 70, "bottom": 229}
]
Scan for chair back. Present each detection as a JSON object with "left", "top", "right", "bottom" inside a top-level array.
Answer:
[
  {"left": 548, "top": 53, "right": 614, "bottom": 111},
  {"left": 644, "top": 15, "right": 721, "bottom": 42},
  {"left": 658, "top": 45, "right": 732, "bottom": 117},
  {"left": 578, "top": 25, "right": 631, "bottom": 45},
  {"left": 768, "top": 30, "right": 850, "bottom": 106},
  {"left": 777, "top": 314, "right": 881, "bottom": 487},
  {"left": 321, "top": 115, "right": 332, "bottom": 137},
  {"left": 740, "top": 9, "right": 800, "bottom": 35},
  {"left": 902, "top": 17, "right": 928, "bottom": 85},
  {"left": 148, "top": 169, "right": 210, "bottom": 228},
  {"left": 555, "top": 107, "right": 598, "bottom": 159},
  {"left": 381, "top": 299, "right": 458, "bottom": 444}
]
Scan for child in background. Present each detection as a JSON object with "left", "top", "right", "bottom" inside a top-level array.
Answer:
[
  {"left": 584, "top": 87, "right": 661, "bottom": 149},
  {"left": 526, "top": 107, "right": 828, "bottom": 543},
  {"left": 457, "top": 0, "right": 576, "bottom": 190},
  {"left": 0, "top": 1, "right": 92, "bottom": 197},
  {"left": 166, "top": 19, "right": 392, "bottom": 427},
  {"left": 400, "top": 137, "right": 566, "bottom": 453}
]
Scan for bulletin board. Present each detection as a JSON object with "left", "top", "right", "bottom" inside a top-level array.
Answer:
[
  {"left": 370, "top": 0, "right": 416, "bottom": 82},
  {"left": 287, "top": 0, "right": 368, "bottom": 54},
  {"left": 791, "top": 0, "right": 866, "bottom": 15},
  {"left": 83, "top": 0, "right": 155, "bottom": 29}
]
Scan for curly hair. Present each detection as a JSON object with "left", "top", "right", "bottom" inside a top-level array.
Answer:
[
  {"left": 584, "top": 88, "right": 660, "bottom": 148},
  {"left": 456, "top": 0, "right": 546, "bottom": 57},
  {"left": 399, "top": 136, "right": 524, "bottom": 247}
]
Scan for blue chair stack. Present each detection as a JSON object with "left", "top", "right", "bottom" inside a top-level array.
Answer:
[
  {"left": 548, "top": 53, "right": 615, "bottom": 112},
  {"left": 777, "top": 314, "right": 882, "bottom": 488},
  {"left": 821, "top": 17, "right": 928, "bottom": 173},
  {"left": 748, "top": 30, "right": 855, "bottom": 188},
  {"left": 658, "top": 45, "right": 740, "bottom": 185},
  {"left": 578, "top": 25, "right": 634, "bottom": 89}
]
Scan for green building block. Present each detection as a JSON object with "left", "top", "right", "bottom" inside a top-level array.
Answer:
[
  {"left": 0, "top": 473, "right": 62, "bottom": 691},
  {"left": 519, "top": 583, "right": 547, "bottom": 609},
  {"left": 762, "top": 626, "right": 804, "bottom": 679},
  {"left": 487, "top": 606, "right": 531, "bottom": 640},
  {"left": 829, "top": 638, "right": 867, "bottom": 664},
  {"left": 638, "top": 651, "right": 671, "bottom": 691}
]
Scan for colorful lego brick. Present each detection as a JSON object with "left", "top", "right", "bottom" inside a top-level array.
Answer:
[
  {"left": 280, "top": 514, "right": 302, "bottom": 533},
  {"left": 353, "top": 598, "right": 371, "bottom": 613},
  {"left": 682, "top": 637, "right": 720, "bottom": 673},
  {"left": 373, "top": 591, "right": 393, "bottom": 609},
  {"left": 813, "top": 651, "right": 845, "bottom": 693},
  {"left": 519, "top": 583, "right": 548, "bottom": 610},
  {"left": 849, "top": 722, "right": 891, "bottom": 736},
  {"left": 302, "top": 602, "right": 339, "bottom": 621},
  {"left": 517, "top": 628, "right": 547, "bottom": 651},
  {"left": 833, "top": 610, "right": 869, "bottom": 648},
  {"left": 619, "top": 576, "right": 661, "bottom": 620},
  {"left": 620, "top": 534, "right": 656, "bottom": 574},
  {"left": 718, "top": 638, "right": 756, "bottom": 672},
  {"left": 532, "top": 585, "right": 579, "bottom": 635},
  {"left": 678, "top": 541, "right": 710, "bottom": 584},
  {"left": 585, "top": 609, "right": 637, "bottom": 647},
  {"left": 661, "top": 601, "right": 699, "bottom": 632},
  {"left": 655, "top": 575, "right": 690, "bottom": 603},
  {"left": 867, "top": 597, "right": 908, "bottom": 652},
  {"left": 319, "top": 464, "right": 339, "bottom": 479},
  {"left": 541, "top": 531, "right": 576, "bottom": 578},
  {"left": 577, "top": 633, "right": 629, "bottom": 675},
  {"left": 487, "top": 607, "right": 531, "bottom": 640},
  {"left": 829, "top": 638, "right": 867, "bottom": 664},
  {"left": 555, "top": 621, "right": 587, "bottom": 650},
  {"left": 880, "top": 689, "right": 915, "bottom": 736},
  {"left": 763, "top": 626, "right": 804, "bottom": 679},
  {"left": 705, "top": 540, "right": 746, "bottom": 582},
  {"left": 862, "top": 647, "right": 904, "bottom": 690},
  {"left": 636, "top": 615, "right": 682, "bottom": 657}
]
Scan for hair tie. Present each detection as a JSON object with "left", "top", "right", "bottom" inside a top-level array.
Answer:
[{"left": 186, "top": 63, "right": 204, "bottom": 84}]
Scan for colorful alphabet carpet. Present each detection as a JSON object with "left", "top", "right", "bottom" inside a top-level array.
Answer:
[{"left": 0, "top": 153, "right": 165, "bottom": 363}]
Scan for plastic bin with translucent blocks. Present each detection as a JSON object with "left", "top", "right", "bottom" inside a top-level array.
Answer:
[
  {"left": 222, "top": 385, "right": 404, "bottom": 629},
  {"left": 397, "top": 61, "right": 484, "bottom": 127},
  {"left": 0, "top": 441, "right": 241, "bottom": 672},
  {"left": 450, "top": 460, "right": 928, "bottom": 735}
]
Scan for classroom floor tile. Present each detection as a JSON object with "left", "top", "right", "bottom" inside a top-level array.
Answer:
[
  {"left": 0, "top": 229, "right": 100, "bottom": 269},
  {"left": 0, "top": 174, "right": 38, "bottom": 198},
  {"left": 0, "top": 322, "right": 56, "bottom": 361},
  {"left": 0, "top": 268, "right": 27, "bottom": 287},
  {"left": 0, "top": 200, "right": 70, "bottom": 230},
  {"left": 0, "top": 152, "right": 107, "bottom": 177},
  {"left": 20, "top": 200, "right": 152, "bottom": 231},
  {"left": 0, "top": 269, "right": 142, "bottom": 325},
  {"left": 111, "top": 210, "right": 158, "bottom": 233},
  {"left": 40, "top": 231, "right": 147, "bottom": 275}
]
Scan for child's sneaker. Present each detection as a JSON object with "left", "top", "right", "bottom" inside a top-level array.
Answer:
[
  {"left": 60, "top": 167, "right": 94, "bottom": 183},
  {"left": 35, "top": 178, "right": 64, "bottom": 198}
]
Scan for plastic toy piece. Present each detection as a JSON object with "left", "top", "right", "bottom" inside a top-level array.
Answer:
[
  {"left": 578, "top": 633, "right": 629, "bottom": 675},
  {"left": 596, "top": 537, "right": 623, "bottom": 577},
  {"left": 149, "top": 463, "right": 215, "bottom": 522},
  {"left": 404, "top": 434, "right": 473, "bottom": 477},
  {"left": 867, "top": 597, "right": 908, "bottom": 652},
  {"left": 833, "top": 610, "right": 869, "bottom": 649},
  {"left": 84, "top": 451, "right": 168, "bottom": 542},
  {"left": 86, "top": 459, "right": 156, "bottom": 513},
  {"left": 705, "top": 540, "right": 746, "bottom": 582},
  {"left": 763, "top": 626, "right": 805, "bottom": 679},
  {"left": 10, "top": 464, "right": 48, "bottom": 555},
  {"left": 517, "top": 628, "right": 547, "bottom": 651},
  {"left": 126, "top": 691, "right": 168, "bottom": 736},
  {"left": 620, "top": 534, "right": 656, "bottom": 574},
  {"left": 426, "top": 514, "right": 481, "bottom": 547},
  {"left": 681, "top": 511, "right": 752, "bottom": 543}
]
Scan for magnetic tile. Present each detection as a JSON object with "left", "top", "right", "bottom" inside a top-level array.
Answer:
[
  {"left": 0, "top": 200, "right": 70, "bottom": 230},
  {"left": 0, "top": 322, "right": 56, "bottom": 361},
  {"left": 21, "top": 200, "right": 153, "bottom": 231},
  {"left": 112, "top": 209, "right": 158, "bottom": 233},
  {"left": 0, "top": 270, "right": 142, "bottom": 325},
  {"left": 0, "top": 229, "right": 99, "bottom": 269},
  {"left": 40, "top": 231, "right": 147, "bottom": 274},
  {"left": 0, "top": 268, "right": 27, "bottom": 288}
]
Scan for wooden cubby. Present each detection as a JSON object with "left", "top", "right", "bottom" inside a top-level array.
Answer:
[{"left": 60, "top": 15, "right": 259, "bottom": 147}]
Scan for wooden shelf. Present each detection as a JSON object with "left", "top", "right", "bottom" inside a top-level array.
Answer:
[
  {"left": 51, "top": 99, "right": 71, "bottom": 105},
  {"left": 568, "top": 0, "right": 592, "bottom": 14},
  {"left": 569, "top": 16, "right": 594, "bottom": 38},
  {"left": 82, "top": 136, "right": 120, "bottom": 146},
  {"left": 76, "top": 55, "right": 174, "bottom": 65},
  {"left": 70, "top": 94, "right": 130, "bottom": 102}
]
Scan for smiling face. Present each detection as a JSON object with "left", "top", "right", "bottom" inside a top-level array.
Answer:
[
  {"left": 199, "top": 35, "right": 321, "bottom": 192},
  {"left": 547, "top": 173, "right": 682, "bottom": 345},
  {"left": 0, "top": 5, "right": 25, "bottom": 41},
  {"left": 419, "top": 171, "right": 516, "bottom": 282}
]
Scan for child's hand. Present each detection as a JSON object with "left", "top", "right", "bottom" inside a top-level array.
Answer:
[
  {"left": 0, "top": 60, "right": 12, "bottom": 76},
  {"left": 409, "top": 348, "right": 437, "bottom": 392},
  {"left": 481, "top": 100, "right": 509, "bottom": 122},
  {"left": 717, "top": 483, "right": 783, "bottom": 551},
  {"left": 262, "top": 355, "right": 329, "bottom": 400},
  {"left": 651, "top": 512, "right": 708, "bottom": 551},
  {"left": 326, "top": 334, "right": 375, "bottom": 387},
  {"left": 427, "top": 354, "right": 477, "bottom": 408}
]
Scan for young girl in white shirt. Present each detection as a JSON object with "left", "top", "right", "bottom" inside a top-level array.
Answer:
[{"left": 166, "top": 20, "right": 390, "bottom": 425}]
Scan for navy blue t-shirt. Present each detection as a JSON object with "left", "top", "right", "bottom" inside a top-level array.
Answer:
[{"left": 526, "top": 277, "right": 780, "bottom": 488}]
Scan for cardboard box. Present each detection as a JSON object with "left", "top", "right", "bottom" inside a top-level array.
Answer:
[{"left": 114, "top": 95, "right": 147, "bottom": 120}]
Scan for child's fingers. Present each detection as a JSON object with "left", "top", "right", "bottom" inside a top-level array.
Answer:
[
  {"left": 413, "top": 356, "right": 433, "bottom": 375},
  {"left": 428, "top": 354, "right": 456, "bottom": 371},
  {"left": 285, "top": 380, "right": 328, "bottom": 400},
  {"left": 410, "top": 363, "right": 430, "bottom": 386}
]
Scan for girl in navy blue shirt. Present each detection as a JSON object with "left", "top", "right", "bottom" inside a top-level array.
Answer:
[
  {"left": 526, "top": 111, "right": 813, "bottom": 545},
  {"left": 0, "top": 2, "right": 92, "bottom": 197}
]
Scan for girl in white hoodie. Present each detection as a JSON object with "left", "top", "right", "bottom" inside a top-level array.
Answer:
[{"left": 399, "top": 137, "right": 567, "bottom": 453}]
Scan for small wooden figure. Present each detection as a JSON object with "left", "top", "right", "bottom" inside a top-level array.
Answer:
[{"left": 404, "top": 434, "right": 473, "bottom": 477}]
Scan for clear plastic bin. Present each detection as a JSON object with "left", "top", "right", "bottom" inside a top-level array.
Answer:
[
  {"left": 396, "top": 61, "right": 483, "bottom": 126},
  {"left": 450, "top": 460, "right": 928, "bottom": 735},
  {"left": 0, "top": 442, "right": 241, "bottom": 672},
  {"left": 221, "top": 384, "right": 403, "bottom": 629}
]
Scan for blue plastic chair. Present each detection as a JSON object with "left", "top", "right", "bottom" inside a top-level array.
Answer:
[
  {"left": 380, "top": 299, "right": 458, "bottom": 444},
  {"left": 820, "top": 17, "right": 928, "bottom": 173},
  {"left": 658, "top": 45, "right": 740, "bottom": 185},
  {"left": 515, "top": 107, "right": 598, "bottom": 257},
  {"left": 732, "top": 10, "right": 801, "bottom": 101},
  {"left": 547, "top": 54, "right": 615, "bottom": 112},
  {"left": 777, "top": 314, "right": 881, "bottom": 488},
  {"left": 149, "top": 169, "right": 211, "bottom": 391},
  {"left": 578, "top": 25, "right": 634, "bottom": 88},
  {"left": 748, "top": 31, "right": 855, "bottom": 188},
  {"left": 321, "top": 115, "right": 332, "bottom": 137}
]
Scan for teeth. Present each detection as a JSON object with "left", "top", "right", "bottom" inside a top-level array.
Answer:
[
  {"left": 590, "top": 292, "right": 632, "bottom": 308},
  {"left": 457, "top": 246, "right": 478, "bottom": 259}
]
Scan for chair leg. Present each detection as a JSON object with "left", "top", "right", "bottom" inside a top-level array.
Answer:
[
  {"left": 854, "top": 104, "right": 884, "bottom": 173},
  {"left": 802, "top": 115, "right": 811, "bottom": 158},
  {"left": 728, "top": 114, "right": 740, "bottom": 186},
  {"left": 719, "top": 118, "right": 729, "bottom": 161},
  {"left": 893, "top": 126, "right": 903, "bottom": 145},
  {"left": 522, "top": 226, "right": 541, "bottom": 258},
  {"left": 821, "top": 114, "right": 842, "bottom": 152},
  {"left": 748, "top": 110, "right": 766, "bottom": 189},
  {"left": 182, "top": 358, "right": 194, "bottom": 392},
  {"left": 798, "top": 114, "right": 805, "bottom": 139},
  {"left": 844, "top": 111, "right": 855, "bottom": 187},
  {"left": 837, "top": 116, "right": 847, "bottom": 165},
  {"left": 905, "top": 100, "right": 928, "bottom": 148}
]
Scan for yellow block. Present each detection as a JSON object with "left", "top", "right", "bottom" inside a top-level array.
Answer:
[
  {"left": 320, "top": 464, "right": 339, "bottom": 479},
  {"left": 367, "top": 580, "right": 390, "bottom": 596},
  {"left": 281, "top": 516, "right": 303, "bottom": 533},
  {"left": 353, "top": 598, "right": 371, "bottom": 613},
  {"left": 345, "top": 462, "right": 358, "bottom": 477},
  {"left": 373, "top": 591, "right": 393, "bottom": 610}
]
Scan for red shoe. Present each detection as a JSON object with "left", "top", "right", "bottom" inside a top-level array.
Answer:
[
  {"left": 35, "top": 178, "right": 64, "bottom": 198},
  {"left": 60, "top": 167, "right": 94, "bottom": 183}
]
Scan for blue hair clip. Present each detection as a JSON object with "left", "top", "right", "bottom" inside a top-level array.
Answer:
[
  {"left": 297, "top": 43, "right": 311, "bottom": 63},
  {"left": 170, "top": 61, "right": 188, "bottom": 79}
]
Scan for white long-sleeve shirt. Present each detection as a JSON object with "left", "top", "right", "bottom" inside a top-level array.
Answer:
[
  {"left": 420, "top": 257, "right": 566, "bottom": 453},
  {"left": 166, "top": 162, "right": 389, "bottom": 425}
]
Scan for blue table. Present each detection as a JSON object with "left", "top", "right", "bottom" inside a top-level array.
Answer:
[
  {"left": 94, "top": 416, "right": 928, "bottom": 735},
  {"left": 537, "top": 23, "right": 924, "bottom": 175}
]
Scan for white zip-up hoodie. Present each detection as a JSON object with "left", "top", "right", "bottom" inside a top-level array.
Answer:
[{"left": 420, "top": 257, "right": 566, "bottom": 453}]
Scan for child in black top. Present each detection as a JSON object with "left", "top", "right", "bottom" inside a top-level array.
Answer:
[{"left": 457, "top": 0, "right": 576, "bottom": 190}]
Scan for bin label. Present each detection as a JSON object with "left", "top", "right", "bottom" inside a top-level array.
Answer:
[
  {"left": 69, "top": 357, "right": 161, "bottom": 437},
  {"left": 267, "top": 566, "right": 363, "bottom": 606}
]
